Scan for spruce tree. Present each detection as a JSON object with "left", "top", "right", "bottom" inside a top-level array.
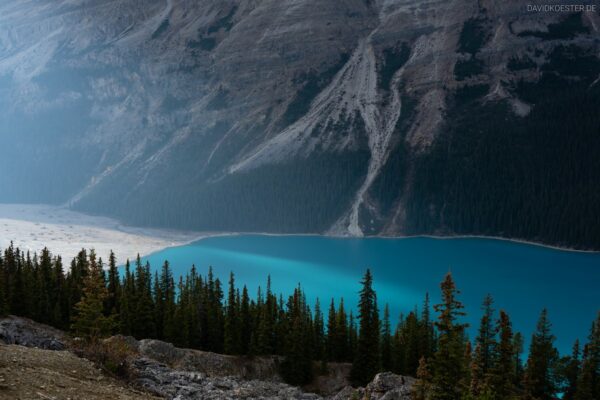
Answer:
[
  {"left": 36, "top": 248, "right": 53, "bottom": 324},
  {"left": 280, "top": 287, "right": 313, "bottom": 385},
  {"left": 431, "top": 272, "right": 468, "bottom": 400},
  {"left": 471, "top": 294, "right": 498, "bottom": 396},
  {"left": 132, "top": 256, "right": 156, "bottom": 339},
  {"left": 513, "top": 331, "right": 525, "bottom": 389},
  {"left": 413, "top": 356, "right": 433, "bottom": 400},
  {"left": 106, "top": 250, "right": 120, "bottom": 316},
  {"left": 404, "top": 311, "right": 421, "bottom": 375},
  {"left": 224, "top": 272, "right": 241, "bottom": 354},
  {"left": 381, "top": 303, "right": 393, "bottom": 371},
  {"left": 313, "top": 298, "right": 325, "bottom": 362},
  {"left": 523, "top": 309, "right": 559, "bottom": 400},
  {"left": 348, "top": 311, "right": 358, "bottom": 362},
  {"left": 575, "top": 312, "right": 599, "bottom": 400},
  {"left": 0, "top": 261, "right": 6, "bottom": 316},
  {"left": 335, "top": 298, "right": 349, "bottom": 361},
  {"left": 561, "top": 340, "right": 581, "bottom": 400},
  {"left": 51, "top": 256, "right": 66, "bottom": 328},
  {"left": 119, "top": 260, "right": 134, "bottom": 335},
  {"left": 491, "top": 310, "right": 516, "bottom": 399},
  {"left": 71, "top": 251, "right": 113, "bottom": 342},
  {"left": 240, "top": 285, "right": 252, "bottom": 354},
  {"left": 351, "top": 269, "right": 380, "bottom": 386},
  {"left": 419, "top": 293, "right": 435, "bottom": 360},
  {"left": 326, "top": 298, "right": 338, "bottom": 361}
]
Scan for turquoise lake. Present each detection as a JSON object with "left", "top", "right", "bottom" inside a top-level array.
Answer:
[{"left": 141, "top": 235, "right": 600, "bottom": 354}]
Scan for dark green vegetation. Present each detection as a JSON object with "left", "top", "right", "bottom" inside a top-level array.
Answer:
[
  {"left": 507, "top": 56, "right": 537, "bottom": 72},
  {"left": 517, "top": 13, "right": 590, "bottom": 40},
  {"left": 187, "top": 37, "right": 217, "bottom": 51},
  {"left": 279, "top": 53, "right": 350, "bottom": 127},
  {"left": 454, "top": 56, "right": 485, "bottom": 81},
  {"left": 78, "top": 150, "right": 370, "bottom": 233},
  {"left": 406, "top": 43, "right": 600, "bottom": 249},
  {"left": 151, "top": 19, "right": 170, "bottom": 39},
  {"left": 207, "top": 6, "right": 238, "bottom": 34},
  {"left": 454, "top": 17, "right": 489, "bottom": 81},
  {"left": 378, "top": 43, "right": 411, "bottom": 92},
  {"left": 1, "top": 243, "right": 598, "bottom": 399},
  {"left": 458, "top": 18, "right": 490, "bottom": 55}
]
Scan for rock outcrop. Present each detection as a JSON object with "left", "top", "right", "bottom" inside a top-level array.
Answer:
[
  {"left": 130, "top": 357, "right": 322, "bottom": 400},
  {"left": 129, "top": 355, "right": 412, "bottom": 400},
  {"left": 0, "top": 315, "right": 66, "bottom": 350},
  {"left": 331, "top": 373, "right": 414, "bottom": 400},
  {"left": 0, "top": 316, "right": 414, "bottom": 399}
]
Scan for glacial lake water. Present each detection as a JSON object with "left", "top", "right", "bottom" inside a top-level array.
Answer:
[{"left": 141, "top": 235, "right": 600, "bottom": 354}]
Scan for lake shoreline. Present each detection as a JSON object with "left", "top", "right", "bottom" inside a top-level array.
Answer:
[
  {"left": 171, "top": 231, "right": 600, "bottom": 257},
  {"left": 1, "top": 203, "right": 598, "bottom": 262}
]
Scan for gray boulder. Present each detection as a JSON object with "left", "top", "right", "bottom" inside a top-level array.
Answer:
[
  {"left": 129, "top": 357, "right": 320, "bottom": 400},
  {"left": 0, "top": 315, "right": 66, "bottom": 350},
  {"left": 329, "top": 372, "right": 414, "bottom": 400},
  {"left": 366, "top": 372, "right": 414, "bottom": 399}
]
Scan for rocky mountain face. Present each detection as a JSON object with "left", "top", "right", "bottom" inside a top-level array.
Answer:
[{"left": 1, "top": 0, "right": 599, "bottom": 247}]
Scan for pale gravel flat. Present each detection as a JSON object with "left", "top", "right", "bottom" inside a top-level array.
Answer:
[
  {"left": 0, "top": 203, "right": 201, "bottom": 264},
  {"left": 0, "top": 344, "right": 162, "bottom": 400}
]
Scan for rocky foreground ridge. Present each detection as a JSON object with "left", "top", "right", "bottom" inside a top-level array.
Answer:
[{"left": 0, "top": 316, "right": 414, "bottom": 399}]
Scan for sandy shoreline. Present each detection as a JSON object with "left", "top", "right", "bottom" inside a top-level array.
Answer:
[
  {"left": 1, "top": 204, "right": 596, "bottom": 264},
  {"left": 0, "top": 204, "right": 202, "bottom": 263}
]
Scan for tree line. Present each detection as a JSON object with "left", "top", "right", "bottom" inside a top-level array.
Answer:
[{"left": 0, "top": 243, "right": 598, "bottom": 399}]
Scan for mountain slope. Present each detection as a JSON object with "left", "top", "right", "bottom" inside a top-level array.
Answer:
[{"left": 0, "top": 0, "right": 599, "bottom": 248}]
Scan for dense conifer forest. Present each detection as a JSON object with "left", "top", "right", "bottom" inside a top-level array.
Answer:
[{"left": 0, "top": 243, "right": 598, "bottom": 399}]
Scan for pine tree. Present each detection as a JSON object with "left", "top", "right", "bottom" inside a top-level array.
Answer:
[
  {"left": 575, "top": 312, "right": 599, "bottom": 400},
  {"left": 255, "top": 277, "right": 275, "bottom": 355},
  {"left": 393, "top": 313, "right": 407, "bottom": 374},
  {"left": 470, "top": 343, "right": 483, "bottom": 397},
  {"left": 381, "top": 303, "right": 393, "bottom": 371},
  {"left": 51, "top": 255, "right": 66, "bottom": 328},
  {"left": 403, "top": 311, "right": 421, "bottom": 375},
  {"left": 36, "top": 248, "right": 53, "bottom": 324},
  {"left": 490, "top": 310, "right": 516, "bottom": 399},
  {"left": 351, "top": 269, "right": 380, "bottom": 386},
  {"left": 335, "top": 298, "right": 349, "bottom": 361},
  {"left": 523, "top": 309, "right": 559, "bottom": 400},
  {"left": 561, "top": 340, "right": 581, "bottom": 400},
  {"left": 71, "top": 251, "right": 113, "bottom": 342},
  {"left": 224, "top": 272, "right": 241, "bottom": 354},
  {"left": 431, "top": 272, "right": 468, "bottom": 400},
  {"left": 132, "top": 256, "right": 156, "bottom": 339},
  {"left": 313, "top": 298, "right": 325, "bottom": 362},
  {"left": 161, "top": 261, "right": 176, "bottom": 341},
  {"left": 240, "top": 285, "right": 252, "bottom": 354},
  {"left": 280, "top": 287, "right": 313, "bottom": 385},
  {"left": 471, "top": 294, "right": 498, "bottom": 396},
  {"left": 463, "top": 340, "right": 472, "bottom": 392},
  {"left": 119, "top": 260, "right": 134, "bottom": 335},
  {"left": 413, "top": 356, "right": 433, "bottom": 400},
  {"left": 513, "top": 332, "right": 525, "bottom": 390},
  {"left": 0, "top": 259, "right": 7, "bottom": 316},
  {"left": 326, "top": 298, "right": 338, "bottom": 361},
  {"left": 419, "top": 293, "right": 435, "bottom": 360},
  {"left": 348, "top": 311, "right": 358, "bottom": 362},
  {"left": 106, "top": 250, "right": 120, "bottom": 317}
]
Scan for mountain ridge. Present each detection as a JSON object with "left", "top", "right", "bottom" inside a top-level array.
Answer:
[{"left": 1, "top": 0, "right": 599, "bottom": 248}]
